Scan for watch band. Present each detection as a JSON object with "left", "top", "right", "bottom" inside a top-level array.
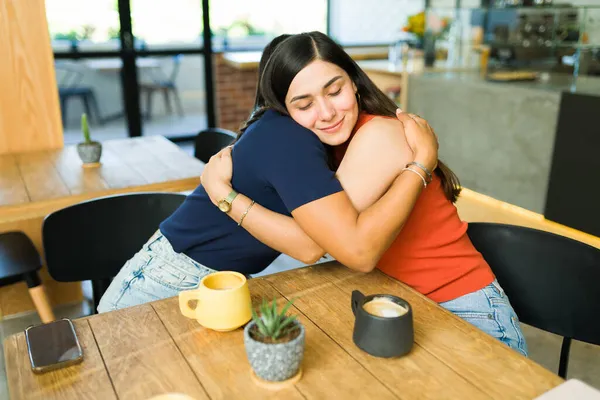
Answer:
[{"left": 224, "top": 189, "right": 239, "bottom": 205}]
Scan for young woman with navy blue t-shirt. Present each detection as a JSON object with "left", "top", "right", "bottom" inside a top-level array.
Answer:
[{"left": 96, "top": 34, "right": 438, "bottom": 313}]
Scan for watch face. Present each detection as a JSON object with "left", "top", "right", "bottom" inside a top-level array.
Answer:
[{"left": 218, "top": 200, "right": 231, "bottom": 213}]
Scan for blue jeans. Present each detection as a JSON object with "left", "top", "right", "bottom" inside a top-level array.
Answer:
[
  {"left": 97, "top": 230, "right": 216, "bottom": 313},
  {"left": 439, "top": 280, "right": 528, "bottom": 357}
]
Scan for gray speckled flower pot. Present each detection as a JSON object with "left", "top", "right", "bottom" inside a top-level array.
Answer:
[
  {"left": 77, "top": 141, "right": 102, "bottom": 164},
  {"left": 244, "top": 321, "right": 305, "bottom": 382}
]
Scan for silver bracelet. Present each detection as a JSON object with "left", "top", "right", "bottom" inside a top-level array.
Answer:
[
  {"left": 407, "top": 161, "right": 433, "bottom": 183},
  {"left": 402, "top": 167, "right": 427, "bottom": 188},
  {"left": 238, "top": 200, "right": 256, "bottom": 227}
]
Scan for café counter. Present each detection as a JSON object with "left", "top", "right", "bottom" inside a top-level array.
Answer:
[{"left": 406, "top": 71, "right": 600, "bottom": 238}]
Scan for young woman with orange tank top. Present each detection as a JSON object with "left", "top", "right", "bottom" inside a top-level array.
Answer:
[
  {"left": 201, "top": 32, "right": 528, "bottom": 356},
  {"left": 97, "top": 34, "right": 439, "bottom": 315}
]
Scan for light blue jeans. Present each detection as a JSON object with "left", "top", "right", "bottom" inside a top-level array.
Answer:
[
  {"left": 439, "top": 279, "right": 528, "bottom": 357},
  {"left": 98, "top": 233, "right": 528, "bottom": 357},
  {"left": 97, "top": 230, "right": 216, "bottom": 313}
]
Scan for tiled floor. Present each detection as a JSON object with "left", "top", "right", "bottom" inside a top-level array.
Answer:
[{"left": 1, "top": 271, "right": 599, "bottom": 399}]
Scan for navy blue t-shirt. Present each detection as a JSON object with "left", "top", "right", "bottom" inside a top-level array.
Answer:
[{"left": 159, "top": 110, "right": 343, "bottom": 275}]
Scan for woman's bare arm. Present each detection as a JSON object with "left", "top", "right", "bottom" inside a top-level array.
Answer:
[{"left": 202, "top": 114, "right": 434, "bottom": 271}]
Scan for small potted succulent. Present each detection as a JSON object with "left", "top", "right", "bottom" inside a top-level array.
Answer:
[
  {"left": 244, "top": 298, "right": 305, "bottom": 385},
  {"left": 77, "top": 113, "right": 102, "bottom": 166}
]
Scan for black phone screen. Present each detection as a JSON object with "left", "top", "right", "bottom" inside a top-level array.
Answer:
[{"left": 26, "top": 319, "right": 82, "bottom": 368}]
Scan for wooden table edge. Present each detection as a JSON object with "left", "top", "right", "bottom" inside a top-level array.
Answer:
[{"left": 0, "top": 178, "right": 199, "bottom": 223}]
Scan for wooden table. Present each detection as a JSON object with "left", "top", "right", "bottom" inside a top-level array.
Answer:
[
  {"left": 4, "top": 262, "right": 563, "bottom": 400},
  {"left": 0, "top": 136, "right": 204, "bottom": 316}
]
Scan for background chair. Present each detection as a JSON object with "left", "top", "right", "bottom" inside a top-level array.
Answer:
[
  {"left": 467, "top": 222, "right": 600, "bottom": 378},
  {"left": 55, "top": 61, "right": 102, "bottom": 127},
  {"left": 140, "top": 54, "right": 184, "bottom": 120},
  {"left": 194, "top": 127, "right": 236, "bottom": 163},
  {"left": 42, "top": 192, "right": 187, "bottom": 313},
  {"left": 0, "top": 232, "right": 55, "bottom": 323}
]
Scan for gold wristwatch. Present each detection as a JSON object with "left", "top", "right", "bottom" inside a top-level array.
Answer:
[{"left": 217, "top": 189, "right": 238, "bottom": 213}]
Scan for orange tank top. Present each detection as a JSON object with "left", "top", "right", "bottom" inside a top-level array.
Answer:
[{"left": 334, "top": 113, "right": 494, "bottom": 303}]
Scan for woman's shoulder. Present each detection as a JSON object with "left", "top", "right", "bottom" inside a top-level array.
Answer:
[
  {"left": 252, "top": 109, "right": 296, "bottom": 131},
  {"left": 244, "top": 110, "right": 314, "bottom": 140},
  {"left": 345, "top": 113, "right": 410, "bottom": 162},
  {"left": 339, "top": 113, "right": 412, "bottom": 176},
  {"left": 354, "top": 114, "right": 406, "bottom": 142},
  {"left": 239, "top": 109, "right": 324, "bottom": 156}
]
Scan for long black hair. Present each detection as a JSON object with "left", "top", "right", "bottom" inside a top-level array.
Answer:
[
  {"left": 237, "top": 34, "right": 292, "bottom": 137},
  {"left": 247, "top": 32, "right": 460, "bottom": 202}
]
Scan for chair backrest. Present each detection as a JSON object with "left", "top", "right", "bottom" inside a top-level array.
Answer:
[
  {"left": 467, "top": 222, "right": 600, "bottom": 346},
  {"left": 55, "top": 61, "right": 85, "bottom": 88},
  {"left": 194, "top": 128, "right": 236, "bottom": 163},
  {"left": 42, "top": 192, "right": 186, "bottom": 283},
  {"left": 169, "top": 54, "right": 183, "bottom": 82}
]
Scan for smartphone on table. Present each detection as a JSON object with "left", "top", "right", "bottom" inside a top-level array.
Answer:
[{"left": 25, "top": 318, "right": 84, "bottom": 374}]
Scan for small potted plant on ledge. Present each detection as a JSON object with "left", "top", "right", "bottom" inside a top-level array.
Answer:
[
  {"left": 77, "top": 113, "right": 102, "bottom": 167},
  {"left": 244, "top": 298, "right": 305, "bottom": 388}
]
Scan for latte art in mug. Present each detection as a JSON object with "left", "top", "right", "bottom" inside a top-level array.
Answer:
[
  {"left": 352, "top": 290, "right": 414, "bottom": 357},
  {"left": 363, "top": 297, "right": 408, "bottom": 318}
]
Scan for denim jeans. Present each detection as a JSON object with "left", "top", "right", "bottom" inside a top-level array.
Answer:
[
  {"left": 97, "top": 230, "right": 216, "bottom": 313},
  {"left": 439, "top": 279, "right": 528, "bottom": 357}
]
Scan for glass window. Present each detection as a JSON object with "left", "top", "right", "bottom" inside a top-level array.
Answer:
[
  {"left": 329, "top": 0, "right": 425, "bottom": 45},
  {"left": 46, "top": 0, "right": 121, "bottom": 52},
  {"left": 130, "top": 0, "right": 204, "bottom": 50},
  {"left": 56, "top": 59, "right": 128, "bottom": 143},
  {"left": 210, "top": 0, "right": 327, "bottom": 50},
  {"left": 139, "top": 55, "right": 208, "bottom": 139}
]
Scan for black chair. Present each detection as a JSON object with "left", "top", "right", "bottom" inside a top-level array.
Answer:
[
  {"left": 55, "top": 62, "right": 102, "bottom": 127},
  {"left": 42, "top": 192, "right": 187, "bottom": 312},
  {"left": 140, "top": 54, "right": 184, "bottom": 120},
  {"left": 0, "top": 232, "right": 55, "bottom": 322},
  {"left": 467, "top": 222, "right": 600, "bottom": 378},
  {"left": 194, "top": 128, "right": 236, "bottom": 163}
]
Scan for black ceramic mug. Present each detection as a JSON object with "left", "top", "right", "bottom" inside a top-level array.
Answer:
[{"left": 351, "top": 290, "right": 414, "bottom": 358}]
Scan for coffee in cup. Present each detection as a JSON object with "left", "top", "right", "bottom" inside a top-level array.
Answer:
[
  {"left": 351, "top": 291, "right": 414, "bottom": 358},
  {"left": 362, "top": 297, "right": 408, "bottom": 318}
]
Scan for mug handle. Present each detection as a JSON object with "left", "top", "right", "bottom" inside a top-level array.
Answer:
[
  {"left": 351, "top": 290, "right": 365, "bottom": 316},
  {"left": 179, "top": 290, "right": 199, "bottom": 319}
]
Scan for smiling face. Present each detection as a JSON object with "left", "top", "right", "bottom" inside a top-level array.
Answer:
[{"left": 284, "top": 60, "right": 359, "bottom": 146}]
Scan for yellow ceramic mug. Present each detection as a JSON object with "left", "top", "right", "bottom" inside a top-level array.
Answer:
[{"left": 179, "top": 271, "right": 252, "bottom": 332}]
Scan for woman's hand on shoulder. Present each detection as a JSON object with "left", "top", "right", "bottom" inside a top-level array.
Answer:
[
  {"left": 395, "top": 109, "right": 438, "bottom": 172},
  {"left": 200, "top": 146, "right": 235, "bottom": 206}
]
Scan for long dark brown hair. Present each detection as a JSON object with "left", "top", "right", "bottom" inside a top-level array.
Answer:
[
  {"left": 243, "top": 32, "right": 461, "bottom": 202},
  {"left": 237, "top": 34, "right": 292, "bottom": 137}
]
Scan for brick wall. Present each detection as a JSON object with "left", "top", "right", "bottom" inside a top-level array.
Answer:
[{"left": 214, "top": 54, "right": 259, "bottom": 132}]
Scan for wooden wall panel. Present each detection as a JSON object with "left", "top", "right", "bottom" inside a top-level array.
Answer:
[{"left": 0, "top": 0, "right": 63, "bottom": 155}]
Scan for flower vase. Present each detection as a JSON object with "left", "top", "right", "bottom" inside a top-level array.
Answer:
[{"left": 423, "top": 31, "right": 436, "bottom": 68}]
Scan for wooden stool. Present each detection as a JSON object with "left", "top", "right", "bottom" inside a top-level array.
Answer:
[{"left": 0, "top": 232, "right": 55, "bottom": 323}]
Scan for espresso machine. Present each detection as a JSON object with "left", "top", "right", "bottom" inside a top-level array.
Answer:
[{"left": 473, "top": 4, "right": 581, "bottom": 71}]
